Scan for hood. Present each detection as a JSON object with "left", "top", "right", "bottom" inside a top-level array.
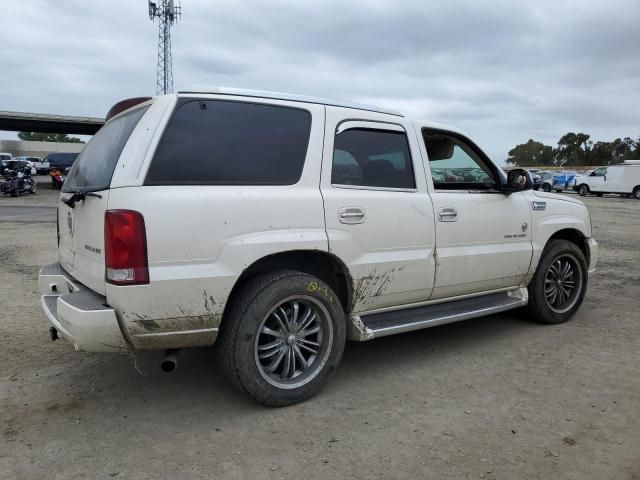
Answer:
[{"left": 533, "top": 190, "right": 585, "bottom": 206}]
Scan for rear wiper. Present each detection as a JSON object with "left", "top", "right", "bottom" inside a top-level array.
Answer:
[{"left": 61, "top": 191, "right": 103, "bottom": 208}]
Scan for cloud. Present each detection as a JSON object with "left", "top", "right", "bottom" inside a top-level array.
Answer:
[{"left": 1, "top": 0, "right": 639, "bottom": 160}]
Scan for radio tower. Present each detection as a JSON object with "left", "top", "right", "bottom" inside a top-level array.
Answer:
[{"left": 148, "top": 0, "right": 181, "bottom": 95}]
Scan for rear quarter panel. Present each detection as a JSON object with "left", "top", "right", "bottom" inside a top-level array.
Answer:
[{"left": 106, "top": 99, "right": 328, "bottom": 349}]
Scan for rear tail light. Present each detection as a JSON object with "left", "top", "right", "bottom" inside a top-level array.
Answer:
[{"left": 104, "top": 210, "right": 149, "bottom": 285}]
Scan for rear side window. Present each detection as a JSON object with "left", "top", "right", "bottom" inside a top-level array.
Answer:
[
  {"left": 332, "top": 128, "right": 415, "bottom": 189},
  {"left": 145, "top": 100, "right": 312, "bottom": 185},
  {"left": 63, "top": 106, "right": 149, "bottom": 192}
]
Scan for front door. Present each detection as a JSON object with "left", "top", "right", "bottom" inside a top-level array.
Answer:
[
  {"left": 419, "top": 128, "right": 533, "bottom": 300},
  {"left": 321, "top": 108, "right": 436, "bottom": 314},
  {"left": 588, "top": 167, "right": 607, "bottom": 192}
]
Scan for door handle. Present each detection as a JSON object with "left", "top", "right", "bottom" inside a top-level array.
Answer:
[
  {"left": 339, "top": 207, "right": 365, "bottom": 224},
  {"left": 438, "top": 207, "right": 458, "bottom": 222}
]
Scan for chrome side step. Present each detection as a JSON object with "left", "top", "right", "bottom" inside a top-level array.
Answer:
[{"left": 355, "top": 288, "right": 528, "bottom": 340}]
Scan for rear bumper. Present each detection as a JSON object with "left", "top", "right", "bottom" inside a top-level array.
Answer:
[
  {"left": 38, "top": 263, "right": 128, "bottom": 353},
  {"left": 586, "top": 238, "right": 598, "bottom": 275}
]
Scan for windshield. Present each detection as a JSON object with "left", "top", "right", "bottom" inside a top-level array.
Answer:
[{"left": 62, "top": 106, "right": 149, "bottom": 192}]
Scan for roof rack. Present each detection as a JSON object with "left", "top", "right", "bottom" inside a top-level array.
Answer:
[{"left": 177, "top": 86, "right": 403, "bottom": 117}]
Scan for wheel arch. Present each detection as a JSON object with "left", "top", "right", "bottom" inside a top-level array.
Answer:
[
  {"left": 546, "top": 228, "right": 589, "bottom": 266},
  {"left": 223, "top": 250, "right": 354, "bottom": 319}
]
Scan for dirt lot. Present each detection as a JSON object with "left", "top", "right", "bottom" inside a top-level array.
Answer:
[{"left": 1, "top": 181, "right": 639, "bottom": 480}]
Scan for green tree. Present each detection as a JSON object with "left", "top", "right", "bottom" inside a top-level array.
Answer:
[
  {"left": 507, "top": 139, "right": 555, "bottom": 166},
  {"left": 17, "top": 132, "right": 84, "bottom": 143},
  {"left": 556, "top": 133, "right": 592, "bottom": 166}
]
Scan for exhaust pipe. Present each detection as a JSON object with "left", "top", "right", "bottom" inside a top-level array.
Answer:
[{"left": 160, "top": 349, "right": 180, "bottom": 373}]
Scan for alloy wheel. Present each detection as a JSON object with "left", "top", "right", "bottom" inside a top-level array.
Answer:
[
  {"left": 544, "top": 254, "right": 583, "bottom": 314},
  {"left": 254, "top": 295, "right": 333, "bottom": 389}
]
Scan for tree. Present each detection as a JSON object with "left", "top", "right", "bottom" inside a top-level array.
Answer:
[
  {"left": 17, "top": 132, "right": 84, "bottom": 143},
  {"left": 507, "top": 139, "right": 555, "bottom": 166},
  {"left": 556, "top": 132, "right": 591, "bottom": 166}
]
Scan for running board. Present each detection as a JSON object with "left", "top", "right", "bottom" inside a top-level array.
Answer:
[{"left": 351, "top": 288, "right": 528, "bottom": 341}]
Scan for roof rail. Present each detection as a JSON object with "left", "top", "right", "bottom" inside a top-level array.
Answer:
[{"left": 177, "top": 86, "right": 404, "bottom": 117}]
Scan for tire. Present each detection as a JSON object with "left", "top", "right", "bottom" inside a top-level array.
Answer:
[
  {"left": 634, "top": 187, "right": 640, "bottom": 200},
  {"left": 527, "top": 239, "right": 588, "bottom": 324},
  {"left": 578, "top": 184, "right": 589, "bottom": 196},
  {"left": 596, "top": 193, "right": 603, "bottom": 197},
  {"left": 29, "top": 182, "right": 37, "bottom": 194},
  {"left": 217, "top": 270, "right": 346, "bottom": 406},
  {"left": 554, "top": 189, "right": 562, "bottom": 193},
  {"left": 542, "top": 183, "right": 551, "bottom": 192}
]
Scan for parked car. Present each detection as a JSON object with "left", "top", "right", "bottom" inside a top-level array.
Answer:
[
  {"left": 38, "top": 89, "right": 598, "bottom": 406},
  {"left": 527, "top": 170, "right": 542, "bottom": 190},
  {"left": 538, "top": 171, "right": 558, "bottom": 192},
  {"left": 45, "top": 152, "right": 78, "bottom": 171},
  {"left": 16, "top": 156, "right": 49, "bottom": 174},
  {"left": 551, "top": 172, "right": 577, "bottom": 192},
  {"left": 0, "top": 152, "right": 12, "bottom": 162},
  {"left": 14, "top": 156, "right": 38, "bottom": 175},
  {"left": 573, "top": 161, "right": 640, "bottom": 199}
]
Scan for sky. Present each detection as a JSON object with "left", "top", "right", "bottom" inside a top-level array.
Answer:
[{"left": 1, "top": 0, "right": 639, "bottom": 162}]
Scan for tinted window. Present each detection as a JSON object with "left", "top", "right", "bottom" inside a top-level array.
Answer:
[
  {"left": 332, "top": 128, "right": 415, "bottom": 189},
  {"left": 423, "top": 131, "right": 497, "bottom": 190},
  {"left": 63, "top": 106, "right": 148, "bottom": 192},
  {"left": 146, "top": 100, "right": 312, "bottom": 185}
]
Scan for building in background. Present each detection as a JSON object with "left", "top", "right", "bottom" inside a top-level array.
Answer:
[{"left": 0, "top": 139, "right": 84, "bottom": 159}]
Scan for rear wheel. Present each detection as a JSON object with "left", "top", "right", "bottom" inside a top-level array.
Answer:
[
  {"left": 634, "top": 186, "right": 640, "bottom": 200},
  {"left": 527, "top": 239, "right": 588, "bottom": 324},
  {"left": 217, "top": 270, "right": 346, "bottom": 406},
  {"left": 579, "top": 184, "right": 589, "bottom": 196},
  {"left": 542, "top": 183, "right": 551, "bottom": 192}
]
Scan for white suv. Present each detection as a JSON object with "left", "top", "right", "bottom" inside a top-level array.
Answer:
[{"left": 39, "top": 88, "right": 598, "bottom": 405}]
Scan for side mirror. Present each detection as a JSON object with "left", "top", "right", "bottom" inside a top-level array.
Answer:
[{"left": 504, "top": 168, "right": 533, "bottom": 194}]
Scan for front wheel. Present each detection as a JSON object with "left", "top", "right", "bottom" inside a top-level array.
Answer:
[
  {"left": 634, "top": 187, "right": 640, "bottom": 200},
  {"left": 542, "top": 183, "right": 551, "bottom": 192},
  {"left": 29, "top": 181, "right": 37, "bottom": 194},
  {"left": 527, "top": 239, "right": 588, "bottom": 324},
  {"left": 217, "top": 270, "right": 346, "bottom": 406}
]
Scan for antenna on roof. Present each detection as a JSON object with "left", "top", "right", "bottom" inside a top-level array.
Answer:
[{"left": 148, "top": 0, "right": 182, "bottom": 95}]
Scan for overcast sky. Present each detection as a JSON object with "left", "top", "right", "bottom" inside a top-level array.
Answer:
[{"left": 1, "top": 0, "right": 639, "bottom": 161}]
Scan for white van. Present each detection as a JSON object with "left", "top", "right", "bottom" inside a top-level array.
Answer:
[{"left": 574, "top": 160, "right": 640, "bottom": 199}]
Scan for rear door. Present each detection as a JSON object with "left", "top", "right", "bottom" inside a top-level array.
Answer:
[
  {"left": 320, "top": 108, "right": 436, "bottom": 313},
  {"left": 59, "top": 104, "right": 150, "bottom": 295}
]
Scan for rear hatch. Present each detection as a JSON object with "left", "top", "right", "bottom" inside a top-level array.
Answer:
[{"left": 58, "top": 105, "right": 150, "bottom": 295}]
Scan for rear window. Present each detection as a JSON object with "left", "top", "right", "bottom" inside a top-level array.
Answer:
[
  {"left": 145, "top": 99, "right": 312, "bottom": 186},
  {"left": 62, "top": 106, "right": 149, "bottom": 192}
]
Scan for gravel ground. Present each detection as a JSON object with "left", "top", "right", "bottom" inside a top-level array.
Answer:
[{"left": 1, "top": 185, "right": 639, "bottom": 480}]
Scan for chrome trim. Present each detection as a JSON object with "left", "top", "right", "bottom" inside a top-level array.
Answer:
[
  {"left": 438, "top": 207, "right": 458, "bottom": 222},
  {"left": 331, "top": 184, "right": 417, "bottom": 193},
  {"left": 178, "top": 86, "right": 404, "bottom": 117},
  {"left": 336, "top": 120, "right": 405, "bottom": 135},
  {"left": 531, "top": 201, "right": 547, "bottom": 211}
]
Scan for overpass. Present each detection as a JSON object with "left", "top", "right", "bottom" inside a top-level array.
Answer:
[{"left": 0, "top": 110, "right": 104, "bottom": 135}]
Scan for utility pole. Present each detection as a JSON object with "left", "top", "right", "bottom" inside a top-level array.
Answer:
[{"left": 148, "top": 0, "right": 181, "bottom": 95}]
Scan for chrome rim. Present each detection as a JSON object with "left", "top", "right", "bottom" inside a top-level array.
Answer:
[
  {"left": 544, "top": 254, "right": 583, "bottom": 313},
  {"left": 254, "top": 295, "right": 333, "bottom": 389}
]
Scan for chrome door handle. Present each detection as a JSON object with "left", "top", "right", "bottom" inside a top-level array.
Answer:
[
  {"left": 339, "top": 207, "right": 365, "bottom": 224},
  {"left": 438, "top": 207, "right": 458, "bottom": 222}
]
